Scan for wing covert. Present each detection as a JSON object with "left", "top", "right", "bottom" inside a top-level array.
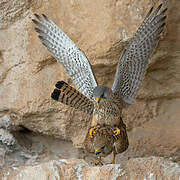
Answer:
[
  {"left": 112, "top": 4, "right": 167, "bottom": 106},
  {"left": 32, "top": 14, "right": 97, "bottom": 100}
]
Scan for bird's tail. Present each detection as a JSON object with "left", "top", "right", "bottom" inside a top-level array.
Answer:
[{"left": 51, "top": 81, "right": 94, "bottom": 115}]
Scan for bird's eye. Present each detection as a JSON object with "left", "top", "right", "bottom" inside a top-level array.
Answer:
[
  {"left": 101, "top": 146, "right": 105, "bottom": 150},
  {"left": 101, "top": 94, "right": 104, "bottom": 99},
  {"left": 101, "top": 93, "right": 106, "bottom": 99}
]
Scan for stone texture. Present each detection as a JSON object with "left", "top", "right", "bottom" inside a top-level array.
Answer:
[
  {"left": 125, "top": 157, "right": 180, "bottom": 180},
  {"left": 0, "top": 0, "right": 180, "bottom": 167},
  {"left": 1, "top": 157, "right": 180, "bottom": 180},
  {"left": 0, "top": 148, "right": 5, "bottom": 168}
]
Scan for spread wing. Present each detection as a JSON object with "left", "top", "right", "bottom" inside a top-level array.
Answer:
[
  {"left": 32, "top": 14, "right": 97, "bottom": 100},
  {"left": 112, "top": 4, "right": 167, "bottom": 106}
]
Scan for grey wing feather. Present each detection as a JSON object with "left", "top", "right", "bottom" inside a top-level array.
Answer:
[
  {"left": 112, "top": 4, "right": 167, "bottom": 106},
  {"left": 32, "top": 14, "right": 97, "bottom": 100}
]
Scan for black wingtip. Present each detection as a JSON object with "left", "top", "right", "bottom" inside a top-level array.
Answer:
[
  {"left": 160, "top": 22, "right": 166, "bottom": 28},
  {"left": 32, "top": 18, "right": 43, "bottom": 27},
  {"left": 38, "top": 35, "right": 44, "bottom": 40},
  {"left": 158, "top": 3, "right": 163, "bottom": 9},
  {"left": 35, "top": 27, "right": 42, "bottom": 33},
  {"left": 148, "top": 6, "right": 154, "bottom": 15},
  {"left": 42, "top": 14, "right": 48, "bottom": 20},
  {"left": 55, "top": 81, "right": 68, "bottom": 89},
  {"left": 161, "top": 15, "right": 167, "bottom": 22},
  {"left": 161, "top": 7, "right": 168, "bottom": 15},
  {"left": 154, "top": 3, "right": 163, "bottom": 15},
  {"left": 51, "top": 88, "right": 60, "bottom": 101},
  {"left": 32, "top": 18, "right": 38, "bottom": 24},
  {"left": 34, "top": 13, "right": 41, "bottom": 19}
]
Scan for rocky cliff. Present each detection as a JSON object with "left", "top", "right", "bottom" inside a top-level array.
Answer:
[
  {"left": 0, "top": 0, "right": 180, "bottom": 179},
  {"left": 1, "top": 157, "right": 180, "bottom": 180}
]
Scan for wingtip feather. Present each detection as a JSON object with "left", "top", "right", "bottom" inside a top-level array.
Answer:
[
  {"left": 32, "top": 18, "right": 38, "bottom": 25},
  {"left": 161, "top": 7, "right": 168, "bottom": 15},
  {"left": 34, "top": 13, "right": 41, "bottom": 20},
  {"left": 42, "top": 14, "right": 49, "bottom": 21},
  {"left": 35, "top": 27, "right": 42, "bottom": 34}
]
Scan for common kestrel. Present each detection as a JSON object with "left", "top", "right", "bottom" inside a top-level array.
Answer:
[{"left": 33, "top": 3, "right": 167, "bottom": 165}]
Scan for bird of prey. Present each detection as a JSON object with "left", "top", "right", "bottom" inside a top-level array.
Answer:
[{"left": 32, "top": 3, "right": 167, "bottom": 165}]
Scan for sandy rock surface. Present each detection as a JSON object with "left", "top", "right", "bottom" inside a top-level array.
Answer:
[
  {"left": 0, "top": 0, "right": 180, "bottom": 178},
  {"left": 1, "top": 157, "right": 180, "bottom": 180}
]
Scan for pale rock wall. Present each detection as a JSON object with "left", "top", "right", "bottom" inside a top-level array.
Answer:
[{"left": 0, "top": 0, "right": 180, "bottom": 163}]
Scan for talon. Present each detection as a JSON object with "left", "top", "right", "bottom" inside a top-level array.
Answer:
[
  {"left": 89, "top": 127, "right": 96, "bottom": 138},
  {"left": 91, "top": 156, "right": 103, "bottom": 166},
  {"left": 95, "top": 160, "right": 103, "bottom": 166},
  {"left": 113, "top": 128, "right": 121, "bottom": 136},
  {"left": 91, "top": 161, "right": 103, "bottom": 166},
  {"left": 91, "top": 160, "right": 103, "bottom": 166},
  {"left": 91, "top": 161, "right": 95, "bottom": 165}
]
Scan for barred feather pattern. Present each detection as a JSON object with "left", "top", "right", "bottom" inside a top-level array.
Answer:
[
  {"left": 51, "top": 81, "right": 94, "bottom": 115},
  {"left": 32, "top": 15, "right": 97, "bottom": 100},
  {"left": 112, "top": 4, "right": 167, "bottom": 106}
]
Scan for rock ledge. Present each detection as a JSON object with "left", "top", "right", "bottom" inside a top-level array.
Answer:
[{"left": 1, "top": 157, "right": 180, "bottom": 180}]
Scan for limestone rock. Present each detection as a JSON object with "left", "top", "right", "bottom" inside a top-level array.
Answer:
[
  {"left": 1, "top": 157, "right": 180, "bottom": 180},
  {"left": 0, "top": 0, "right": 180, "bottom": 165},
  {"left": 0, "top": 148, "right": 5, "bottom": 168},
  {"left": 125, "top": 157, "right": 180, "bottom": 180}
]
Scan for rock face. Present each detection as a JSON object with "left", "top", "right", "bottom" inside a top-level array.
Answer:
[
  {"left": 1, "top": 157, "right": 180, "bottom": 180},
  {"left": 0, "top": 0, "right": 180, "bottom": 170}
]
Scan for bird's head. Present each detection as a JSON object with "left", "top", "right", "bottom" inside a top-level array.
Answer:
[
  {"left": 93, "top": 135, "right": 114, "bottom": 157},
  {"left": 93, "top": 85, "right": 111, "bottom": 103}
]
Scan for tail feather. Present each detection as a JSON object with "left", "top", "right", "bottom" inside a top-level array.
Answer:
[{"left": 51, "top": 81, "right": 94, "bottom": 115}]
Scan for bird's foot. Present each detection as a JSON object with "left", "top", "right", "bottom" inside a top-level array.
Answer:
[
  {"left": 111, "top": 159, "right": 115, "bottom": 164},
  {"left": 89, "top": 127, "right": 97, "bottom": 138},
  {"left": 111, "top": 150, "right": 116, "bottom": 164},
  {"left": 113, "top": 127, "right": 121, "bottom": 136},
  {"left": 91, "top": 160, "right": 103, "bottom": 166},
  {"left": 91, "top": 156, "right": 103, "bottom": 166}
]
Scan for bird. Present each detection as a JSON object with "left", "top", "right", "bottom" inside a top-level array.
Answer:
[{"left": 32, "top": 3, "right": 167, "bottom": 165}]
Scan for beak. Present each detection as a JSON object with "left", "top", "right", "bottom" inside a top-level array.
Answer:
[
  {"left": 95, "top": 149, "right": 101, "bottom": 155},
  {"left": 95, "top": 97, "right": 101, "bottom": 103}
]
